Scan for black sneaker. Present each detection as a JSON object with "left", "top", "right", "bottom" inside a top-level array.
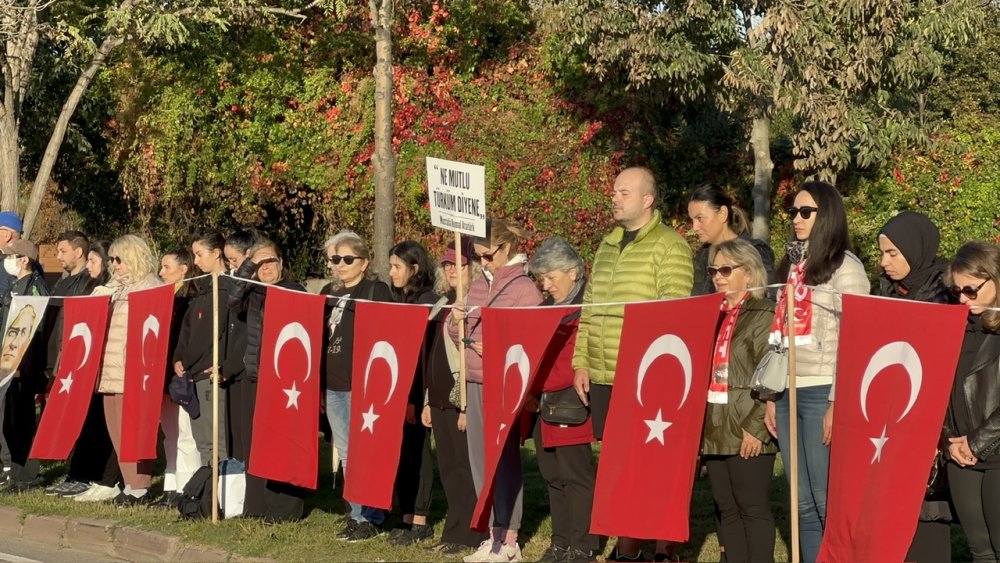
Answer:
[
  {"left": 652, "top": 553, "right": 679, "bottom": 562},
  {"left": 148, "top": 491, "right": 180, "bottom": 510},
  {"left": 112, "top": 492, "right": 151, "bottom": 507},
  {"left": 540, "top": 544, "right": 568, "bottom": 562},
  {"left": 609, "top": 546, "right": 644, "bottom": 562},
  {"left": 345, "top": 520, "right": 381, "bottom": 543},
  {"left": 428, "top": 542, "right": 470, "bottom": 557},
  {"left": 336, "top": 518, "right": 360, "bottom": 541},
  {"left": 389, "top": 523, "right": 432, "bottom": 546},
  {"left": 565, "top": 548, "right": 596, "bottom": 563},
  {"left": 57, "top": 480, "right": 91, "bottom": 497},
  {"left": 5, "top": 476, "right": 45, "bottom": 495}
]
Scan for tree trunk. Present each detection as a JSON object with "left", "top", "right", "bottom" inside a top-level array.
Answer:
[
  {"left": 749, "top": 116, "right": 774, "bottom": 243},
  {"left": 21, "top": 34, "right": 124, "bottom": 238},
  {"left": 0, "top": 110, "right": 18, "bottom": 212},
  {"left": 1, "top": 1, "right": 41, "bottom": 213},
  {"left": 369, "top": 0, "right": 395, "bottom": 281}
]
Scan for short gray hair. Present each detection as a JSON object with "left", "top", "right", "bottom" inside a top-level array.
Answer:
[
  {"left": 529, "top": 236, "right": 585, "bottom": 276},
  {"left": 322, "top": 230, "right": 369, "bottom": 260}
]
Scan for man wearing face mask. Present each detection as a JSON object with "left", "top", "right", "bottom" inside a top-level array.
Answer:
[
  {"left": 0, "top": 238, "right": 50, "bottom": 493},
  {"left": 0, "top": 213, "right": 24, "bottom": 307}
]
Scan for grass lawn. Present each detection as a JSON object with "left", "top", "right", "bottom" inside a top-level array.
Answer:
[{"left": 0, "top": 437, "right": 971, "bottom": 561}]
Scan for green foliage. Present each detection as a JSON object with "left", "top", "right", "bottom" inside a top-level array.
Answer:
[{"left": 844, "top": 122, "right": 1000, "bottom": 274}]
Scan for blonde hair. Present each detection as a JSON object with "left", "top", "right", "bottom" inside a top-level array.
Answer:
[
  {"left": 109, "top": 234, "right": 157, "bottom": 279},
  {"left": 478, "top": 218, "right": 532, "bottom": 255},
  {"left": 433, "top": 260, "right": 484, "bottom": 296},
  {"left": 709, "top": 238, "right": 767, "bottom": 299}
]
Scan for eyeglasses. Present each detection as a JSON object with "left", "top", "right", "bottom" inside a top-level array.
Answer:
[
  {"left": 327, "top": 255, "right": 358, "bottom": 265},
  {"left": 786, "top": 206, "right": 819, "bottom": 220},
  {"left": 442, "top": 262, "right": 458, "bottom": 270},
  {"left": 473, "top": 244, "right": 504, "bottom": 261},
  {"left": 950, "top": 278, "right": 990, "bottom": 300},
  {"left": 707, "top": 264, "right": 744, "bottom": 278},
  {"left": 110, "top": 256, "right": 122, "bottom": 265}
]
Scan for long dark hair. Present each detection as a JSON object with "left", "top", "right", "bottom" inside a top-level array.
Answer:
[
  {"left": 226, "top": 227, "right": 262, "bottom": 255},
  {"left": 777, "top": 181, "right": 852, "bottom": 285},
  {"left": 86, "top": 239, "right": 112, "bottom": 292},
  {"left": 389, "top": 240, "right": 435, "bottom": 299},
  {"left": 164, "top": 246, "right": 196, "bottom": 298},
  {"left": 948, "top": 242, "right": 1000, "bottom": 332},
  {"left": 689, "top": 183, "right": 750, "bottom": 236}
]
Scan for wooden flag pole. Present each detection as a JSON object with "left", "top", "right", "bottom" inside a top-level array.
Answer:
[
  {"left": 455, "top": 232, "right": 468, "bottom": 412},
  {"left": 211, "top": 271, "right": 220, "bottom": 524},
  {"left": 786, "top": 282, "right": 800, "bottom": 563}
]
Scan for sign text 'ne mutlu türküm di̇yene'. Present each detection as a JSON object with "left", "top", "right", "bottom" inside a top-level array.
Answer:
[{"left": 426, "top": 157, "right": 487, "bottom": 238}]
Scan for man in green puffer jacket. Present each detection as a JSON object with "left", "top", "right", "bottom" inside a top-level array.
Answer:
[{"left": 571, "top": 166, "right": 693, "bottom": 561}]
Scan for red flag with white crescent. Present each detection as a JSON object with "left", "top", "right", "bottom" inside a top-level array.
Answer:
[
  {"left": 590, "top": 294, "right": 719, "bottom": 541},
  {"left": 120, "top": 284, "right": 175, "bottom": 462},
  {"left": 471, "top": 305, "right": 570, "bottom": 531},
  {"left": 343, "top": 301, "right": 429, "bottom": 509},
  {"left": 31, "top": 295, "right": 111, "bottom": 460},
  {"left": 249, "top": 286, "right": 326, "bottom": 489},
  {"left": 818, "top": 295, "right": 966, "bottom": 562}
]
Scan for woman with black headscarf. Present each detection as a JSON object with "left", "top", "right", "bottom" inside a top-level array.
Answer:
[{"left": 877, "top": 211, "right": 953, "bottom": 562}]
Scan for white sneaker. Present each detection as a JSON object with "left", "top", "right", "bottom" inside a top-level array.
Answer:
[
  {"left": 463, "top": 540, "right": 499, "bottom": 563},
  {"left": 487, "top": 543, "right": 521, "bottom": 562},
  {"left": 74, "top": 484, "right": 120, "bottom": 502}
]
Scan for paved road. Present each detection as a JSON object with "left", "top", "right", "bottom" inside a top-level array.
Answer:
[{"left": 0, "top": 537, "right": 114, "bottom": 562}]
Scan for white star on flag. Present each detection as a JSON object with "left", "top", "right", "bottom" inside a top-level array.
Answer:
[
  {"left": 870, "top": 424, "right": 890, "bottom": 464},
  {"left": 58, "top": 373, "right": 74, "bottom": 394},
  {"left": 361, "top": 404, "right": 380, "bottom": 433},
  {"left": 283, "top": 380, "right": 302, "bottom": 409},
  {"left": 644, "top": 408, "right": 672, "bottom": 445}
]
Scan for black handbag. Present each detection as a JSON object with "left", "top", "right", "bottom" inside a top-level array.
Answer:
[
  {"left": 925, "top": 450, "right": 950, "bottom": 501},
  {"left": 539, "top": 387, "right": 589, "bottom": 426}
]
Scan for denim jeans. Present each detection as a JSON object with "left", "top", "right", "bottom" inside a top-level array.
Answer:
[
  {"left": 326, "top": 390, "right": 385, "bottom": 525},
  {"left": 776, "top": 385, "right": 831, "bottom": 563}
]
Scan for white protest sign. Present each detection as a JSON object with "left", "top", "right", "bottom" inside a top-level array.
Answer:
[{"left": 426, "top": 157, "right": 487, "bottom": 238}]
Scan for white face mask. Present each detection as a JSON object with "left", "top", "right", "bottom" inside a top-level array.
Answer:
[{"left": 3, "top": 257, "right": 20, "bottom": 276}]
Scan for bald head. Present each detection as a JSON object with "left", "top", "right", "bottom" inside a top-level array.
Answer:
[{"left": 612, "top": 167, "right": 659, "bottom": 230}]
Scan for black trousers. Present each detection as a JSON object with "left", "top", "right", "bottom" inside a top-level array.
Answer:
[
  {"left": 704, "top": 454, "right": 776, "bottom": 563},
  {"left": 396, "top": 420, "right": 434, "bottom": 517},
  {"left": 533, "top": 419, "right": 599, "bottom": 552},
  {"left": 66, "top": 393, "right": 116, "bottom": 483},
  {"left": 430, "top": 407, "right": 487, "bottom": 547},
  {"left": 949, "top": 463, "right": 1000, "bottom": 563},
  {"left": 3, "top": 377, "right": 39, "bottom": 483},
  {"left": 906, "top": 520, "right": 951, "bottom": 563},
  {"left": 227, "top": 376, "right": 252, "bottom": 463}
]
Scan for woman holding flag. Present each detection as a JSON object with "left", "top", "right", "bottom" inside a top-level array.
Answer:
[
  {"left": 942, "top": 241, "right": 1000, "bottom": 563},
  {"left": 764, "top": 181, "right": 870, "bottom": 563},
  {"left": 701, "top": 238, "right": 778, "bottom": 563}
]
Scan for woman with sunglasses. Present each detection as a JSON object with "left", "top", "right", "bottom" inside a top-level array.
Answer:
[
  {"left": 765, "top": 181, "right": 870, "bottom": 563},
  {"left": 95, "top": 234, "right": 163, "bottom": 506},
  {"left": 450, "top": 218, "right": 542, "bottom": 563},
  {"left": 877, "top": 212, "right": 954, "bottom": 562},
  {"left": 423, "top": 240, "right": 489, "bottom": 555},
  {"left": 688, "top": 183, "right": 775, "bottom": 296},
  {"left": 942, "top": 242, "right": 1000, "bottom": 563},
  {"left": 701, "top": 238, "right": 779, "bottom": 563},
  {"left": 228, "top": 237, "right": 308, "bottom": 522},
  {"left": 320, "top": 230, "right": 393, "bottom": 539}
]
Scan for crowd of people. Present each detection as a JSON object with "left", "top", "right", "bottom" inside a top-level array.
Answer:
[{"left": 0, "top": 166, "right": 997, "bottom": 563}]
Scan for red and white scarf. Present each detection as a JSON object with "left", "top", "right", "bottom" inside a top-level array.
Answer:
[
  {"left": 708, "top": 294, "right": 749, "bottom": 405},
  {"left": 770, "top": 259, "right": 813, "bottom": 347}
]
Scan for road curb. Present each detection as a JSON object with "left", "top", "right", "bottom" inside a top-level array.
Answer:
[{"left": 0, "top": 506, "right": 263, "bottom": 562}]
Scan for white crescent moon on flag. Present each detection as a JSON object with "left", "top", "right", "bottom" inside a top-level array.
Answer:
[
  {"left": 364, "top": 341, "right": 399, "bottom": 406},
  {"left": 502, "top": 344, "right": 530, "bottom": 415},
  {"left": 860, "top": 341, "right": 922, "bottom": 422},
  {"left": 636, "top": 334, "right": 692, "bottom": 408},
  {"left": 70, "top": 322, "right": 92, "bottom": 370},
  {"left": 273, "top": 322, "right": 313, "bottom": 382},
  {"left": 141, "top": 315, "right": 160, "bottom": 367}
]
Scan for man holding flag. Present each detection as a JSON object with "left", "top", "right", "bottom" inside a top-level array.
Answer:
[{"left": 572, "top": 167, "right": 693, "bottom": 560}]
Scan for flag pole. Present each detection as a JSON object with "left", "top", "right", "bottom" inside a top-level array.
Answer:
[
  {"left": 455, "top": 232, "right": 467, "bottom": 413},
  {"left": 786, "top": 282, "right": 800, "bottom": 563},
  {"left": 211, "top": 271, "right": 220, "bottom": 524}
]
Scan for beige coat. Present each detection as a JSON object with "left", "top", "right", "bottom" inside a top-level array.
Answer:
[{"left": 96, "top": 273, "right": 162, "bottom": 394}]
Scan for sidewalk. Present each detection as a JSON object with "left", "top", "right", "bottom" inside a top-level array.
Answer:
[{"left": 0, "top": 506, "right": 271, "bottom": 562}]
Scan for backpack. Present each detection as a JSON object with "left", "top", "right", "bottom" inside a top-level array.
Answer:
[{"left": 177, "top": 466, "right": 217, "bottom": 520}]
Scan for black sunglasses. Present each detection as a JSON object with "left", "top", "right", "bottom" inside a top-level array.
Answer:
[
  {"left": 110, "top": 256, "right": 122, "bottom": 265},
  {"left": 327, "top": 255, "right": 358, "bottom": 265},
  {"left": 786, "top": 206, "right": 819, "bottom": 220},
  {"left": 707, "top": 264, "right": 744, "bottom": 278},
  {"left": 473, "top": 244, "right": 505, "bottom": 262},
  {"left": 950, "top": 278, "right": 990, "bottom": 300}
]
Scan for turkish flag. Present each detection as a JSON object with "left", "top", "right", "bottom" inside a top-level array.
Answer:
[
  {"left": 591, "top": 294, "right": 720, "bottom": 541},
  {"left": 249, "top": 286, "right": 326, "bottom": 489},
  {"left": 120, "top": 285, "right": 175, "bottom": 462},
  {"left": 471, "top": 305, "right": 572, "bottom": 531},
  {"left": 31, "top": 295, "right": 111, "bottom": 460},
  {"left": 343, "top": 301, "right": 429, "bottom": 509},
  {"left": 818, "top": 295, "right": 966, "bottom": 562}
]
